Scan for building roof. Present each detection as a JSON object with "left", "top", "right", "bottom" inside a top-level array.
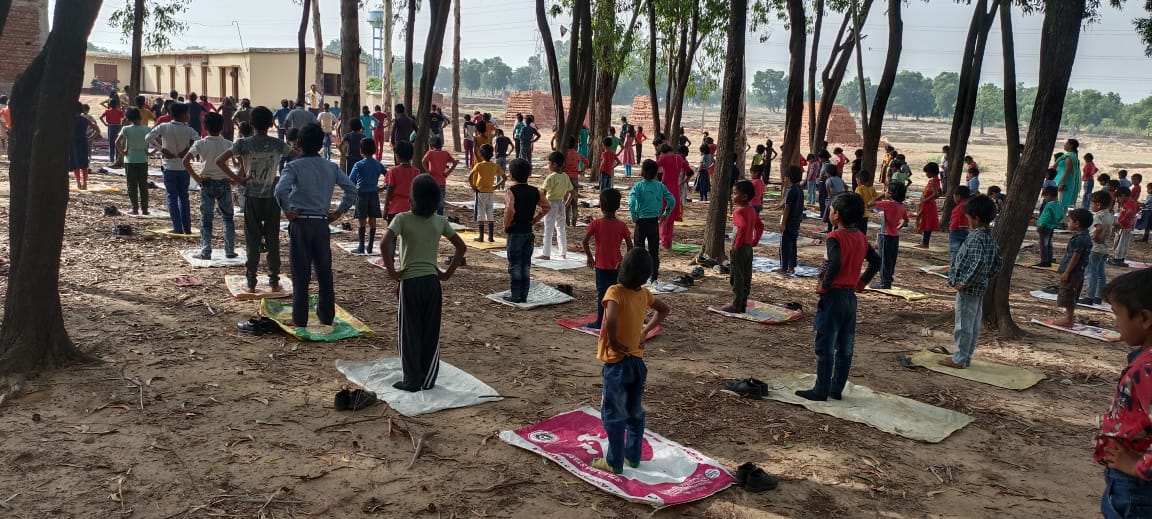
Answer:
[{"left": 87, "top": 48, "right": 366, "bottom": 63}]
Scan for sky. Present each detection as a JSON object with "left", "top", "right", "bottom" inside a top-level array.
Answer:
[{"left": 70, "top": 0, "right": 1152, "bottom": 102}]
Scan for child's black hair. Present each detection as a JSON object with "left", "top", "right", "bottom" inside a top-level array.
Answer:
[
  {"left": 967, "top": 166, "right": 980, "bottom": 177},
  {"left": 410, "top": 174, "right": 440, "bottom": 217},
  {"left": 618, "top": 248, "right": 653, "bottom": 290},
  {"left": 169, "top": 102, "right": 189, "bottom": 119},
  {"left": 1097, "top": 173, "right": 1111, "bottom": 184},
  {"left": 603, "top": 136, "right": 614, "bottom": 147},
  {"left": 700, "top": 143, "right": 711, "bottom": 155},
  {"left": 641, "top": 159, "right": 658, "bottom": 179},
  {"left": 297, "top": 124, "right": 324, "bottom": 153},
  {"left": 657, "top": 143, "right": 673, "bottom": 154},
  {"left": 857, "top": 169, "right": 874, "bottom": 184},
  {"left": 479, "top": 144, "right": 494, "bottom": 161},
  {"left": 1103, "top": 268, "right": 1152, "bottom": 318},
  {"left": 1108, "top": 179, "right": 1122, "bottom": 191},
  {"left": 955, "top": 185, "right": 971, "bottom": 199},
  {"left": 1090, "top": 190, "right": 1112, "bottom": 207},
  {"left": 855, "top": 148, "right": 863, "bottom": 157},
  {"left": 833, "top": 147, "right": 843, "bottom": 154},
  {"left": 125, "top": 107, "right": 141, "bottom": 122},
  {"left": 350, "top": 118, "right": 363, "bottom": 132},
  {"left": 1068, "top": 208, "right": 1093, "bottom": 229},
  {"left": 987, "top": 185, "right": 1002, "bottom": 195},
  {"left": 203, "top": 112, "right": 224, "bottom": 135},
  {"left": 1119, "top": 169, "right": 1129, "bottom": 178},
  {"left": 286, "top": 128, "right": 300, "bottom": 143},
  {"left": 509, "top": 158, "right": 531, "bottom": 182},
  {"left": 964, "top": 195, "right": 998, "bottom": 224},
  {"left": 1041, "top": 186, "right": 1058, "bottom": 198},
  {"left": 547, "top": 151, "right": 565, "bottom": 167},
  {"left": 600, "top": 188, "right": 622, "bottom": 213},
  {"left": 785, "top": 164, "right": 802, "bottom": 184},
  {"left": 749, "top": 163, "right": 764, "bottom": 179},
  {"left": 395, "top": 141, "right": 414, "bottom": 162},
  {"left": 756, "top": 144, "right": 766, "bottom": 153},
  {"left": 733, "top": 180, "right": 755, "bottom": 200},
  {"left": 922, "top": 162, "right": 940, "bottom": 177},
  {"left": 677, "top": 145, "right": 689, "bottom": 156},
  {"left": 239, "top": 122, "right": 253, "bottom": 137},
  {"left": 831, "top": 192, "right": 865, "bottom": 225},
  {"left": 887, "top": 182, "right": 907, "bottom": 203},
  {"left": 359, "top": 138, "right": 375, "bottom": 156},
  {"left": 1046, "top": 168, "right": 1057, "bottom": 180},
  {"left": 1084, "top": 152, "right": 1094, "bottom": 161},
  {"left": 1117, "top": 186, "right": 1133, "bottom": 198},
  {"left": 1132, "top": 173, "right": 1143, "bottom": 183},
  {"left": 567, "top": 136, "right": 578, "bottom": 150},
  {"left": 818, "top": 149, "right": 831, "bottom": 160}
]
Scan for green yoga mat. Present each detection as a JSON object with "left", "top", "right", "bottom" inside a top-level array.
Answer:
[
  {"left": 260, "top": 295, "right": 372, "bottom": 342},
  {"left": 669, "top": 242, "right": 702, "bottom": 254}
]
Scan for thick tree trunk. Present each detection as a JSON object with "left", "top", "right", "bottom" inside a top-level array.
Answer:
[
  {"left": 129, "top": 0, "right": 143, "bottom": 96},
  {"left": 852, "top": 0, "right": 868, "bottom": 139},
  {"left": 984, "top": 0, "right": 1086, "bottom": 338},
  {"left": 815, "top": 2, "right": 872, "bottom": 154},
  {"left": 702, "top": 0, "right": 746, "bottom": 262},
  {"left": 562, "top": 0, "right": 595, "bottom": 150},
  {"left": 383, "top": 0, "right": 394, "bottom": 113},
  {"left": 0, "top": 0, "right": 103, "bottom": 381},
  {"left": 537, "top": 0, "right": 567, "bottom": 148},
  {"left": 451, "top": 0, "right": 461, "bottom": 152},
  {"left": 860, "top": 0, "right": 902, "bottom": 174},
  {"left": 297, "top": 0, "right": 311, "bottom": 104},
  {"left": 1000, "top": 0, "right": 1020, "bottom": 183},
  {"left": 312, "top": 0, "right": 323, "bottom": 98},
  {"left": 339, "top": 0, "right": 360, "bottom": 137},
  {"left": 667, "top": 3, "right": 700, "bottom": 146},
  {"left": 807, "top": 0, "right": 825, "bottom": 154},
  {"left": 414, "top": 0, "right": 451, "bottom": 171},
  {"left": 404, "top": 0, "right": 415, "bottom": 111},
  {"left": 588, "top": 0, "right": 642, "bottom": 178},
  {"left": 646, "top": 0, "right": 661, "bottom": 136},
  {"left": 780, "top": 0, "right": 806, "bottom": 181}
]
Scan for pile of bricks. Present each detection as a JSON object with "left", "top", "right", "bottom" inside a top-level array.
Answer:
[
  {"left": 0, "top": 0, "right": 48, "bottom": 93},
  {"left": 502, "top": 91, "right": 557, "bottom": 128},
  {"left": 800, "top": 102, "right": 862, "bottom": 148},
  {"left": 629, "top": 96, "right": 654, "bottom": 130}
]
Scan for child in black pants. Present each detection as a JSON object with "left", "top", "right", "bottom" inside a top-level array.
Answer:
[
  {"left": 503, "top": 158, "right": 550, "bottom": 303},
  {"left": 870, "top": 183, "right": 909, "bottom": 290},
  {"left": 626, "top": 159, "right": 676, "bottom": 283},
  {"left": 780, "top": 165, "right": 805, "bottom": 275}
]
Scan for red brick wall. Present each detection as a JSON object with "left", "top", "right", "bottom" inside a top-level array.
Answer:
[{"left": 0, "top": 0, "right": 48, "bottom": 93}]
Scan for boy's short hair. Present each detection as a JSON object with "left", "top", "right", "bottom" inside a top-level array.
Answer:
[
  {"left": 1116, "top": 186, "right": 1132, "bottom": 198},
  {"left": 1119, "top": 169, "right": 1129, "bottom": 178},
  {"left": 1084, "top": 152, "right": 1095, "bottom": 161},
  {"left": 297, "top": 124, "right": 324, "bottom": 153},
  {"left": 169, "top": 102, "right": 189, "bottom": 119},
  {"left": 677, "top": 145, "right": 689, "bottom": 156},
  {"left": 125, "top": 107, "right": 141, "bottom": 122},
  {"left": 410, "top": 173, "right": 440, "bottom": 217},
  {"left": 350, "top": 118, "right": 363, "bottom": 131},
  {"left": 1046, "top": 168, "right": 1057, "bottom": 179},
  {"left": 1108, "top": 179, "right": 1121, "bottom": 190},
  {"left": 359, "top": 138, "right": 375, "bottom": 156},
  {"left": 618, "top": 248, "right": 653, "bottom": 290},
  {"left": 203, "top": 112, "right": 224, "bottom": 135},
  {"left": 887, "top": 182, "right": 907, "bottom": 203},
  {"left": 1132, "top": 173, "right": 1143, "bottom": 182},
  {"left": 955, "top": 186, "right": 971, "bottom": 199},
  {"left": 818, "top": 150, "right": 831, "bottom": 160},
  {"left": 734, "top": 180, "right": 755, "bottom": 199},
  {"left": 251, "top": 106, "right": 273, "bottom": 131},
  {"left": 479, "top": 144, "right": 494, "bottom": 160},
  {"left": 857, "top": 169, "right": 874, "bottom": 184},
  {"left": 395, "top": 141, "right": 414, "bottom": 161},
  {"left": 508, "top": 158, "right": 531, "bottom": 182},
  {"left": 641, "top": 159, "right": 658, "bottom": 179},
  {"left": 600, "top": 188, "right": 622, "bottom": 213},
  {"left": 1092, "top": 190, "right": 1113, "bottom": 207},
  {"left": 603, "top": 137, "right": 614, "bottom": 147},
  {"left": 922, "top": 162, "right": 940, "bottom": 176},
  {"left": 286, "top": 128, "right": 300, "bottom": 143},
  {"left": 964, "top": 195, "right": 998, "bottom": 224},
  {"left": 657, "top": 143, "right": 673, "bottom": 154},
  {"left": 987, "top": 185, "right": 1001, "bottom": 194},
  {"left": 547, "top": 151, "right": 565, "bottom": 167},
  {"left": 1041, "top": 186, "right": 1058, "bottom": 198},
  {"left": 1069, "top": 208, "right": 1093, "bottom": 228},
  {"left": 239, "top": 122, "right": 253, "bottom": 137},
  {"left": 756, "top": 144, "right": 766, "bottom": 153},
  {"left": 1103, "top": 268, "right": 1152, "bottom": 317},
  {"left": 831, "top": 192, "right": 865, "bottom": 225},
  {"left": 833, "top": 147, "right": 843, "bottom": 154},
  {"left": 785, "top": 165, "right": 802, "bottom": 184},
  {"left": 1098, "top": 173, "right": 1111, "bottom": 183}
]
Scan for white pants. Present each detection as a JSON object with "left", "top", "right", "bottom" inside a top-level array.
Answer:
[
  {"left": 1115, "top": 228, "right": 1133, "bottom": 260},
  {"left": 541, "top": 199, "right": 567, "bottom": 257}
]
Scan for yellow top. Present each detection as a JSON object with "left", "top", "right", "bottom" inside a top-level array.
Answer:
[
  {"left": 469, "top": 161, "right": 503, "bottom": 193},
  {"left": 855, "top": 185, "right": 879, "bottom": 207},
  {"left": 596, "top": 285, "right": 655, "bottom": 364},
  {"left": 542, "top": 171, "right": 573, "bottom": 201}
]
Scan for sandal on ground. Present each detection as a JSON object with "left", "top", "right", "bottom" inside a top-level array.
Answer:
[
  {"left": 928, "top": 346, "right": 951, "bottom": 355},
  {"left": 334, "top": 388, "right": 378, "bottom": 411}
]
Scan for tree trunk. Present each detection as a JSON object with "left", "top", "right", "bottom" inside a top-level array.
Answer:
[
  {"left": 297, "top": 0, "right": 312, "bottom": 104},
  {"left": 780, "top": 0, "right": 806, "bottom": 181},
  {"left": 0, "top": 0, "right": 102, "bottom": 382},
  {"left": 1000, "top": 0, "right": 1019, "bottom": 183},
  {"left": 129, "top": 0, "right": 144, "bottom": 97},
  {"left": 561, "top": 0, "right": 595, "bottom": 150},
  {"left": 339, "top": 0, "right": 359, "bottom": 137},
  {"left": 984, "top": 0, "right": 1086, "bottom": 338},
  {"left": 536, "top": 0, "right": 567, "bottom": 147},
  {"left": 588, "top": 0, "right": 642, "bottom": 178},
  {"left": 807, "top": 0, "right": 825, "bottom": 154},
  {"left": 645, "top": 0, "right": 661, "bottom": 136},
  {"left": 312, "top": 0, "right": 323, "bottom": 100},
  {"left": 0, "top": 0, "right": 11, "bottom": 41},
  {"left": 451, "top": 0, "right": 461, "bottom": 152},
  {"left": 403, "top": 0, "right": 415, "bottom": 111},
  {"left": 702, "top": 0, "right": 746, "bottom": 262},
  {"left": 383, "top": 0, "right": 394, "bottom": 113},
  {"left": 413, "top": 0, "right": 451, "bottom": 170},
  {"left": 852, "top": 0, "right": 868, "bottom": 138},
  {"left": 815, "top": 1, "right": 872, "bottom": 155},
  {"left": 667, "top": 3, "right": 701, "bottom": 146},
  {"left": 860, "top": 0, "right": 902, "bottom": 174}
]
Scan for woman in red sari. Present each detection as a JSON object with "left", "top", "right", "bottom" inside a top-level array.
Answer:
[{"left": 915, "top": 162, "right": 943, "bottom": 248}]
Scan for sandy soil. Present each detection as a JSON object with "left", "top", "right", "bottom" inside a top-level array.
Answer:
[{"left": 0, "top": 104, "right": 1148, "bottom": 518}]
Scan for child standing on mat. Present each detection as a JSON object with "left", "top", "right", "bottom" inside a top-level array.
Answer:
[
  {"left": 938, "top": 195, "right": 1003, "bottom": 369},
  {"left": 183, "top": 112, "right": 238, "bottom": 260},
  {"left": 503, "top": 158, "right": 550, "bottom": 303},
  {"left": 274, "top": 124, "right": 358, "bottom": 327},
  {"left": 421, "top": 138, "right": 458, "bottom": 216},
  {"left": 540, "top": 151, "right": 575, "bottom": 260},
  {"left": 779, "top": 165, "right": 805, "bottom": 276},
  {"left": 115, "top": 107, "right": 151, "bottom": 215},
  {"left": 628, "top": 159, "right": 676, "bottom": 284},
  {"left": 723, "top": 180, "right": 764, "bottom": 313},
  {"left": 146, "top": 102, "right": 200, "bottom": 235},
  {"left": 948, "top": 186, "right": 972, "bottom": 264},
  {"left": 1083, "top": 191, "right": 1116, "bottom": 306},
  {"left": 1111, "top": 186, "right": 1139, "bottom": 267},
  {"left": 583, "top": 189, "right": 633, "bottom": 329},
  {"left": 1093, "top": 268, "right": 1152, "bottom": 518},
  {"left": 696, "top": 143, "right": 713, "bottom": 202},
  {"left": 381, "top": 174, "right": 467, "bottom": 392},
  {"left": 1035, "top": 186, "right": 1063, "bottom": 268},
  {"left": 870, "top": 183, "right": 909, "bottom": 290},
  {"left": 795, "top": 192, "right": 880, "bottom": 402},
  {"left": 469, "top": 144, "right": 505, "bottom": 242},
  {"left": 348, "top": 138, "right": 385, "bottom": 254},
  {"left": 916, "top": 163, "right": 943, "bottom": 248},
  {"left": 382, "top": 142, "right": 422, "bottom": 258},
  {"left": 1053, "top": 208, "right": 1094, "bottom": 327},
  {"left": 590, "top": 247, "right": 671, "bottom": 474}
]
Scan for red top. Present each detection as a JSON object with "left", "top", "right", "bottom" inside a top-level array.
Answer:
[
  {"left": 707, "top": 143, "right": 717, "bottom": 155},
  {"left": 656, "top": 153, "right": 690, "bottom": 217},
  {"left": 752, "top": 179, "right": 766, "bottom": 207},
  {"left": 635, "top": 131, "right": 646, "bottom": 144},
  {"left": 949, "top": 200, "right": 970, "bottom": 231},
  {"left": 586, "top": 218, "right": 631, "bottom": 270},
  {"left": 384, "top": 165, "right": 421, "bottom": 215},
  {"left": 565, "top": 149, "right": 587, "bottom": 179},
  {"left": 824, "top": 228, "right": 869, "bottom": 291},
  {"left": 835, "top": 153, "right": 849, "bottom": 175},
  {"left": 1095, "top": 347, "right": 1152, "bottom": 480},
  {"left": 874, "top": 200, "right": 908, "bottom": 237},
  {"left": 1119, "top": 199, "right": 1140, "bottom": 229},
  {"left": 1082, "top": 161, "right": 1098, "bottom": 182},
  {"left": 599, "top": 150, "right": 618, "bottom": 173},
  {"left": 1134, "top": 184, "right": 1143, "bottom": 202},
  {"left": 155, "top": 114, "right": 173, "bottom": 125},
  {"left": 372, "top": 112, "right": 389, "bottom": 134},
  {"left": 733, "top": 206, "right": 764, "bottom": 247},
  {"left": 103, "top": 108, "right": 125, "bottom": 125},
  {"left": 423, "top": 149, "right": 453, "bottom": 186}
]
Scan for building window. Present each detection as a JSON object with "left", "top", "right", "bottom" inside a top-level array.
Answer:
[{"left": 323, "top": 73, "right": 341, "bottom": 97}]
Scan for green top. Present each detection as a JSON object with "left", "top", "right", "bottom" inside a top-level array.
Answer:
[
  {"left": 120, "top": 124, "right": 151, "bottom": 164},
  {"left": 389, "top": 212, "right": 456, "bottom": 280}
]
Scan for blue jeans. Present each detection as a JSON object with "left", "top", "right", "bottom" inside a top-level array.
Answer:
[
  {"left": 1103, "top": 468, "right": 1152, "bottom": 519},
  {"left": 162, "top": 168, "right": 192, "bottom": 234},
  {"left": 599, "top": 170, "right": 613, "bottom": 191},
  {"left": 323, "top": 132, "right": 332, "bottom": 160},
  {"left": 1082, "top": 178, "right": 1095, "bottom": 209},
  {"left": 806, "top": 180, "right": 817, "bottom": 205},
  {"left": 287, "top": 218, "right": 335, "bottom": 327},
  {"left": 1086, "top": 251, "right": 1107, "bottom": 300},
  {"left": 952, "top": 291, "right": 983, "bottom": 366},
  {"left": 1037, "top": 227, "right": 1055, "bottom": 266},
  {"left": 590, "top": 268, "right": 619, "bottom": 329},
  {"left": 811, "top": 289, "right": 857, "bottom": 397},
  {"left": 506, "top": 232, "right": 534, "bottom": 301},
  {"left": 199, "top": 179, "right": 235, "bottom": 256},
  {"left": 601, "top": 356, "right": 647, "bottom": 473},
  {"left": 107, "top": 124, "right": 121, "bottom": 162},
  {"left": 948, "top": 229, "right": 969, "bottom": 266},
  {"left": 495, "top": 156, "right": 508, "bottom": 173}
]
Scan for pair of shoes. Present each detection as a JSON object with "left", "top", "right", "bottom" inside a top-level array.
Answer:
[
  {"left": 672, "top": 275, "right": 694, "bottom": 286},
  {"left": 590, "top": 457, "right": 623, "bottom": 474},
  {"left": 724, "top": 378, "right": 768, "bottom": 399},
  {"left": 782, "top": 302, "right": 803, "bottom": 311},
  {"left": 192, "top": 253, "right": 211, "bottom": 260},
  {"left": 734, "top": 463, "right": 779, "bottom": 492},
  {"left": 1077, "top": 297, "right": 1101, "bottom": 306},
  {"left": 690, "top": 266, "right": 705, "bottom": 279},
  {"left": 225, "top": 252, "right": 238, "bottom": 259},
  {"left": 713, "top": 265, "right": 730, "bottom": 275},
  {"left": 695, "top": 256, "right": 719, "bottom": 268},
  {"left": 447, "top": 215, "right": 460, "bottom": 224},
  {"left": 1032, "top": 262, "right": 1052, "bottom": 268},
  {"left": 340, "top": 222, "right": 353, "bottom": 231},
  {"left": 103, "top": 205, "right": 120, "bottom": 216},
  {"left": 334, "top": 388, "right": 378, "bottom": 410},
  {"left": 502, "top": 295, "right": 526, "bottom": 304},
  {"left": 868, "top": 283, "right": 890, "bottom": 290},
  {"left": 237, "top": 317, "right": 277, "bottom": 336},
  {"left": 556, "top": 284, "right": 574, "bottom": 296},
  {"left": 112, "top": 224, "right": 134, "bottom": 236},
  {"left": 126, "top": 210, "right": 139, "bottom": 216}
]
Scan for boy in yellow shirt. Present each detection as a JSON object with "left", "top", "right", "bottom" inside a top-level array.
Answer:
[
  {"left": 468, "top": 144, "right": 505, "bottom": 242},
  {"left": 853, "top": 169, "right": 879, "bottom": 234},
  {"left": 590, "top": 248, "right": 671, "bottom": 475},
  {"left": 539, "top": 151, "right": 575, "bottom": 260}
]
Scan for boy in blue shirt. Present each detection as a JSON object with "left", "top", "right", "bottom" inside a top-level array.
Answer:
[
  {"left": 938, "top": 195, "right": 1003, "bottom": 369},
  {"left": 627, "top": 159, "right": 676, "bottom": 284},
  {"left": 348, "top": 138, "right": 386, "bottom": 254}
]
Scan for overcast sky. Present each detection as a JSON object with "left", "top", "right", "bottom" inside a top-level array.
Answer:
[{"left": 72, "top": 0, "right": 1152, "bottom": 102}]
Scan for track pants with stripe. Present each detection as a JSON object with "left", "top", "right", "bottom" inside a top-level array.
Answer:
[{"left": 398, "top": 274, "right": 443, "bottom": 390}]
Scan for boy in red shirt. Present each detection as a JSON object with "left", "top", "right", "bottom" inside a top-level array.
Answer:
[
  {"left": 948, "top": 185, "right": 972, "bottom": 264},
  {"left": 382, "top": 142, "right": 422, "bottom": 257},
  {"left": 749, "top": 164, "right": 767, "bottom": 213},
  {"left": 564, "top": 136, "right": 589, "bottom": 227},
  {"left": 421, "top": 139, "right": 458, "bottom": 215},
  {"left": 598, "top": 137, "right": 620, "bottom": 191},
  {"left": 796, "top": 192, "right": 881, "bottom": 402},
  {"left": 1110, "top": 186, "right": 1140, "bottom": 267},
  {"left": 870, "top": 183, "right": 909, "bottom": 290},
  {"left": 582, "top": 189, "right": 634, "bottom": 329},
  {"left": 722, "top": 180, "right": 765, "bottom": 313}
]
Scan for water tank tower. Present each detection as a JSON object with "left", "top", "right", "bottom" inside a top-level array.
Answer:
[{"left": 368, "top": 9, "right": 384, "bottom": 78}]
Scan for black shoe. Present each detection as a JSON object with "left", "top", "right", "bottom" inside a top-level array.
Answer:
[
  {"left": 556, "top": 284, "right": 574, "bottom": 296},
  {"left": 672, "top": 275, "right": 694, "bottom": 286},
  {"left": 725, "top": 378, "right": 768, "bottom": 399},
  {"left": 502, "top": 295, "right": 525, "bottom": 304},
  {"left": 734, "top": 462, "right": 758, "bottom": 486},
  {"left": 1041, "top": 285, "right": 1059, "bottom": 294},
  {"left": 103, "top": 205, "right": 120, "bottom": 217},
  {"left": 782, "top": 302, "right": 803, "bottom": 311},
  {"left": 225, "top": 252, "right": 239, "bottom": 259},
  {"left": 794, "top": 389, "right": 827, "bottom": 402},
  {"left": 112, "top": 224, "right": 134, "bottom": 236},
  {"left": 334, "top": 389, "right": 351, "bottom": 411},
  {"left": 392, "top": 381, "right": 420, "bottom": 392},
  {"left": 743, "top": 468, "right": 780, "bottom": 492},
  {"left": 237, "top": 317, "right": 276, "bottom": 336}
]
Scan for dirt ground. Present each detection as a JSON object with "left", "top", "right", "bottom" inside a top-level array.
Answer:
[{"left": 0, "top": 103, "right": 1149, "bottom": 518}]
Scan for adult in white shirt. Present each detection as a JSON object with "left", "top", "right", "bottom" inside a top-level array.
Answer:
[
  {"left": 318, "top": 103, "right": 338, "bottom": 160},
  {"left": 146, "top": 102, "right": 201, "bottom": 235},
  {"left": 305, "top": 85, "right": 323, "bottom": 115}
]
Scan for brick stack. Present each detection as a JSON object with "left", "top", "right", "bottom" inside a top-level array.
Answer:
[
  {"left": 502, "top": 91, "right": 557, "bottom": 128},
  {"left": 0, "top": 0, "right": 48, "bottom": 93},
  {"left": 630, "top": 96, "right": 654, "bottom": 130},
  {"left": 799, "top": 102, "right": 862, "bottom": 148}
]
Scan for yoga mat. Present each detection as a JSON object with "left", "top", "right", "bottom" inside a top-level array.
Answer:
[
  {"left": 456, "top": 231, "right": 506, "bottom": 249},
  {"left": 125, "top": 210, "right": 170, "bottom": 219},
  {"left": 899, "top": 242, "right": 950, "bottom": 254},
  {"left": 918, "top": 265, "right": 950, "bottom": 279},
  {"left": 757, "top": 232, "right": 823, "bottom": 248},
  {"left": 805, "top": 210, "right": 822, "bottom": 219},
  {"left": 765, "top": 373, "right": 975, "bottom": 443},
  {"left": 279, "top": 222, "right": 345, "bottom": 234},
  {"left": 1122, "top": 261, "right": 1152, "bottom": 269},
  {"left": 556, "top": 313, "right": 663, "bottom": 339},
  {"left": 1030, "top": 319, "right": 1121, "bottom": 343},
  {"left": 335, "top": 241, "right": 378, "bottom": 256},
  {"left": 446, "top": 200, "right": 506, "bottom": 210},
  {"left": 492, "top": 248, "right": 585, "bottom": 270},
  {"left": 335, "top": 358, "right": 501, "bottom": 417},
  {"left": 260, "top": 295, "right": 373, "bottom": 341},
  {"left": 100, "top": 166, "right": 162, "bottom": 177},
  {"left": 707, "top": 300, "right": 803, "bottom": 324},
  {"left": 486, "top": 281, "right": 575, "bottom": 309},
  {"left": 866, "top": 287, "right": 929, "bottom": 301},
  {"left": 645, "top": 281, "right": 688, "bottom": 294},
  {"left": 500, "top": 407, "right": 736, "bottom": 508},
  {"left": 367, "top": 257, "right": 403, "bottom": 271},
  {"left": 751, "top": 257, "right": 821, "bottom": 277},
  {"left": 148, "top": 227, "right": 200, "bottom": 238},
  {"left": 1015, "top": 262, "right": 1059, "bottom": 272},
  {"left": 70, "top": 186, "right": 122, "bottom": 193},
  {"left": 906, "top": 350, "right": 1046, "bottom": 390},
  {"left": 668, "top": 242, "right": 701, "bottom": 254},
  {"left": 1029, "top": 289, "right": 1112, "bottom": 312},
  {"left": 179, "top": 249, "right": 247, "bottom": 268},
  {"left": 224, "top": 275, "right": 292, "bottom": 301}
]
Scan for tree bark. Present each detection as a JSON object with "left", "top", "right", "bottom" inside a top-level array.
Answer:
[
  {"left": 0, "top": 0, "right": 103, "bottom": 380},
  {"left": 1000, "top": 0, "right": 1020, "bottom": 183},
  {"left": 807, "top": 0, "right": 825, "bottom": 154},
  {"left": 413, "top": 0, "right": 451, "bottom": 171},
  {"left": 815, "top": 1, "right": 872, "bottom": 155},
  {"left": 645, "top": 0, "right": 661, "bottom": 136},
  {"left": 0, "top": 0, "right": 11, "bottom": 42},
  {"left": 383, "top": 0, "right": 394, "bottom": 113},
  {"left": 852, "top": 0, "right": 868, "bottom": 139},
  {"left": 860, "top": 0, "right": 902, "bottom": 174},
  {"left": 561, "top": 0, "right": 595, "bottom": 149},
  {"left": 129, "top": 0, "right": 144, "bottom": 97},
  {"left": 984, "top": 0, "right": 1086, "bottom": 338},
  {"left": 702, "top": 0, "right": 745, "bottom": 262},
  {"left": 339, "top": 0, "right": 359, "bottom": 137},
  {"left": 451, "top": 0, "right": 461, "bottom": 152},
  {"left": 297, "top": 0, "right": 312, "bottom": 104},
  {"left": 667, "top": 2, "right": 701, "bottom": 146},
  {"left": 588, "top": 0, "right": 643, "bottom": 178},
  {"left": 404, "top": 0, "right": 415, "bottom": 111},
  {"left": 780, "top": 0, "right": 806, "bottom": 181},
  {"left": 537, "top": 0, "right": 567, "bottom": 147},
  {"left": 312, "top": 0, "right": 323, "bottom": 99}
]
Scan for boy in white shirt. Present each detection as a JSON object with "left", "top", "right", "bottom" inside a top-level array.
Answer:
[{"left": 184, "top": 112, "right": 240, "bottom": 260}]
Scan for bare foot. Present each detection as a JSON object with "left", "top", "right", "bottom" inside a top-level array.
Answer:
[
  {"left": 914, "top": 244, "right": 929, "bottom": 249},
  {"left": 937, "top": 358, "right": 967, "bottom": 369},
  {"left": 245, "top": 286, "right": 257, "bottom": 293}
]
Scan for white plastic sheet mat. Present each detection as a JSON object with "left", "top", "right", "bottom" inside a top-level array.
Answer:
[
  {"left": 751, "top": 257, "right": 821, "bottom": 277},
  {"left": 447, "top": 200, "right": 506, "bottom": 210},
  {"left": 756, "top": 232, "right": 823, "bottom": 248},
  {"left": 486, "top": 281, "right": 575, "bottom": 309},
  {"left": 335, "top": 241, "right": 378, "bottom": 256},
  {"left": 500, "top": 407, "right": 736, "bottom": 508},
  {"left": 99, "top": 166, "right": 162, "bottom": 177},
  {"left": 492, "top": 248, "right": 585, "bottom": 270},
  {"left": 125, "top": 210, "right": 171, "bottom": 220},
  {"left": 179, "top": 249, "right": 247, "bottom": 268},
  {"left": 645, "top": 281, "right": 687, "bottom": 294},
  {"left": 1029, "top": 289, "right": 1112, "bottom": 312},
  {"left": 336, "top": 358, "right": 502, "bottom": 417}
]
